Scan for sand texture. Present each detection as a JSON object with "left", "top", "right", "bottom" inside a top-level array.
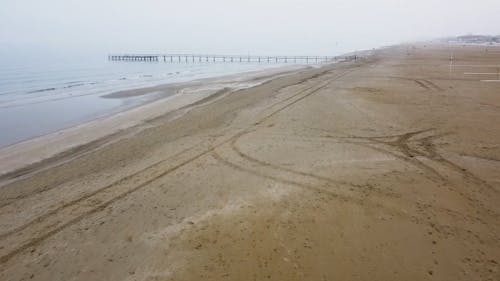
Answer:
[{"left": 0, "top": 44, "right": 499, "bottom": 281}]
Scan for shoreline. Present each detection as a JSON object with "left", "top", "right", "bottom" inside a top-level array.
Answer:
[
  {"left": 0, "top": 44, "right": 499, "bottom": 280},
  {"left": 0, "top": 61, "right": 309, "bottom": 149},
  {"left": 0, "top": 64, "right": 308, "bottom": 178}
]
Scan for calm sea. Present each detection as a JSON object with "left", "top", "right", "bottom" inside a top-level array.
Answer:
[{"left": 0, "top": 57, "right": 289, "bottom": 147}]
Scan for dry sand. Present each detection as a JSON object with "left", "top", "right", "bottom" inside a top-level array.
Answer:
[{"left": 0, "top": 44, "right": 499, "bottom": 281}]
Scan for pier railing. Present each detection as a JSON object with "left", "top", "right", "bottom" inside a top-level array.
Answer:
[{"left": 108, "top": 54, "right": 358, "bottom": 64}]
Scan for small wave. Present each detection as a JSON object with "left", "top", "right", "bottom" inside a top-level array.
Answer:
[
  {"left": 64, "top": 83, "right": 85, "bottom": 89},
  {"left": 28, "top": 87, "right": 56, "bottom": 94},
  {"left": 64, "top": 80, "right": 85, "bottom": 85}
]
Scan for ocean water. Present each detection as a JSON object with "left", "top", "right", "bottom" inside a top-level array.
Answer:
[{"left": 0, "top": 58, "right": 290, "bottom": 147}]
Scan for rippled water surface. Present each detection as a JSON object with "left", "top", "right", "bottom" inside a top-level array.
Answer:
[{"left": 0, "top": 57, "right": 288, "bottom": 147}]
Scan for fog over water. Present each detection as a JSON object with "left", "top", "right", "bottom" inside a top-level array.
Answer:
[{"left": 1, "top": 0, "right": 500, "bottom": 60}]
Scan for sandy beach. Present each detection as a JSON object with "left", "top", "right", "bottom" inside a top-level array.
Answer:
[{"left": 0, "top": 44, "right": 499, "bottom": 280}]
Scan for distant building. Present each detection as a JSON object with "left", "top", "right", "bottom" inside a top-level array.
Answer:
[{"left": 454, "top": 35, "right": 500, "bottom": 44}]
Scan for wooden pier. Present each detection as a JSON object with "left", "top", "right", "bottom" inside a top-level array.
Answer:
[{"left": 108, "top": 54, "right": 357, "bottom": 64}]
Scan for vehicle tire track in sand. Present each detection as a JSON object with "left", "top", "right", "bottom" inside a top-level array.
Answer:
[
  {"left": 0, "top": 141, "right": 205, "bottom": 240},
  {"left": 211, "top": 146, "right": 483, "bottom": 241},
  {"left": 210, "top": 147, "right": 492, "bottom": 278},
  {"left": 306, "top": 127, "right": 450, "bottom": 182},
  {"left": 210, "top": 150, "right": 407, "bottom": 218},
  {"left": 343, "top": 130, "right": 499, "bottom": 196},
  {"left": 388, "top": 76, "right": 443, "bottom": 92},
  {"left": 0, "top": 67, "right": 347, "bottom": 208},
  {"left": 254, "top": 69, "right": 355, "bottom": 126},
  {"left": 0, "top": 136, "right": 239, "bottom": 265},
  {"left": 0, "top": 132, "right": 123, "bottom": 186},
  {"left": 305, "top": 128, "right": 500, "bottom": 218},
  {"left": 0, "top": 88, "right": 236, "bottom": 208},
  {"left": 228, "top": 133, "right": 403, "bottom": 200},
  {"left": 245, "top": 68, "right": 354, "bottom": 131},
  {"left": 420, "top": 79, "right": 444, "bottom": 91},
  {"left": 211, "top": 127, "right": 496, "bottom": 266},
  {"left": 228, "top": 130, "right": 488, "bottom": 226},
  {"left": 0, "top": 67, "right": 354, "bottom": 265},
  {"left": 415, "top": 79, "right": 432, "bottom": 90}
]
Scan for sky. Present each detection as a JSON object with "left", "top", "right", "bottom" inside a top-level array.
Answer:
[{"left": 1, "top": 0, "right": 499, "bottom": 59}]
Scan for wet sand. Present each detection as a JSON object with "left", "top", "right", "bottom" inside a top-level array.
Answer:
[
  {"left": 0, "top": 44, "right": 499, "bottom": 281},
  {"left": 0, "top": 66, "right": 304, "bottom": 177}
]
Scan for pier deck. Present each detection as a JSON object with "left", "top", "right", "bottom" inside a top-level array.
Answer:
[{"left": 108, "top": 54, "right": 357, "bottom": 63}]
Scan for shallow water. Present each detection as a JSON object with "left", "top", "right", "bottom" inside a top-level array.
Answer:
[{"left": 0, "top": 58, "right": 291, "bottom": 147}]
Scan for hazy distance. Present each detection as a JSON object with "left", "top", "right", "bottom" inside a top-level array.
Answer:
[{"left": 1, "top": 0, "right": 499, "bottom": 60}]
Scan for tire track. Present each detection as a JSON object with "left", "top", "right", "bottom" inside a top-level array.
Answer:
[
  {"left": 415, "top": 79, "right": 431, "bottom": 90},
  {"left": 211, "top": 146, "right": 482, "bottom": 242},
  {"left": 345, "top": 129, "right": 499, "bottom": 195},
  {"left": 0, "top": 138, "right": 228, "bottom": 265},
  {"left": 0, "top": 70, "right": 336, "bottom": 228},
  {"left": 229, "top": 130, "right": 486, "bottom": 225},
  {"left": 0, "top": 88, "right": 235, "bottom": 208},
  {"left": 210, "top": 150, "right": 406, "bottom": 218},
  {"left": 414, "top": 79, "right": 443, "bottom": 92},
  {"left": 421, "top": 79, "right": 444, "bottom": 91},
  {"left": 0, "top": 141, "right": 205, "bottom": 240},
  {"left": 0, "top": 131, "right": 123, "bottom": 185},
  {"left": 306, "top": 127, "right": 449, "bottom": 182},
  {"left": 304, "top": 127, "right": 500, "bottom": 218},
  {"left": 0, "top": 63, "right": 350, "bottom": 204},
  {"left": 0, "top": 66, "right": 353, "bottom": 265},
  {"left": 388, "top": 76, "right": 443, "bottom": 92},
  {"left": 229, "top": 134, "right": 402, "bottom": 199},
  {"left": 255, "top": 70, "right": 353, "bottom": 126}
]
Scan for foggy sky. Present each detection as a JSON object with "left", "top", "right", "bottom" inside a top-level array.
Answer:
[{"left": 1, "top": 0, "right": 499, "bottom": 58}]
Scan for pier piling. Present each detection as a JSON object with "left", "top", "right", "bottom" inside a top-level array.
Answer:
[{"left": 108, "top": 53, "right": 357, "bottom": 64}]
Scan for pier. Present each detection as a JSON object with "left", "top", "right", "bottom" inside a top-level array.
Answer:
[{"left": 108, "top": 54, "right": 357, "bottom": 64}]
